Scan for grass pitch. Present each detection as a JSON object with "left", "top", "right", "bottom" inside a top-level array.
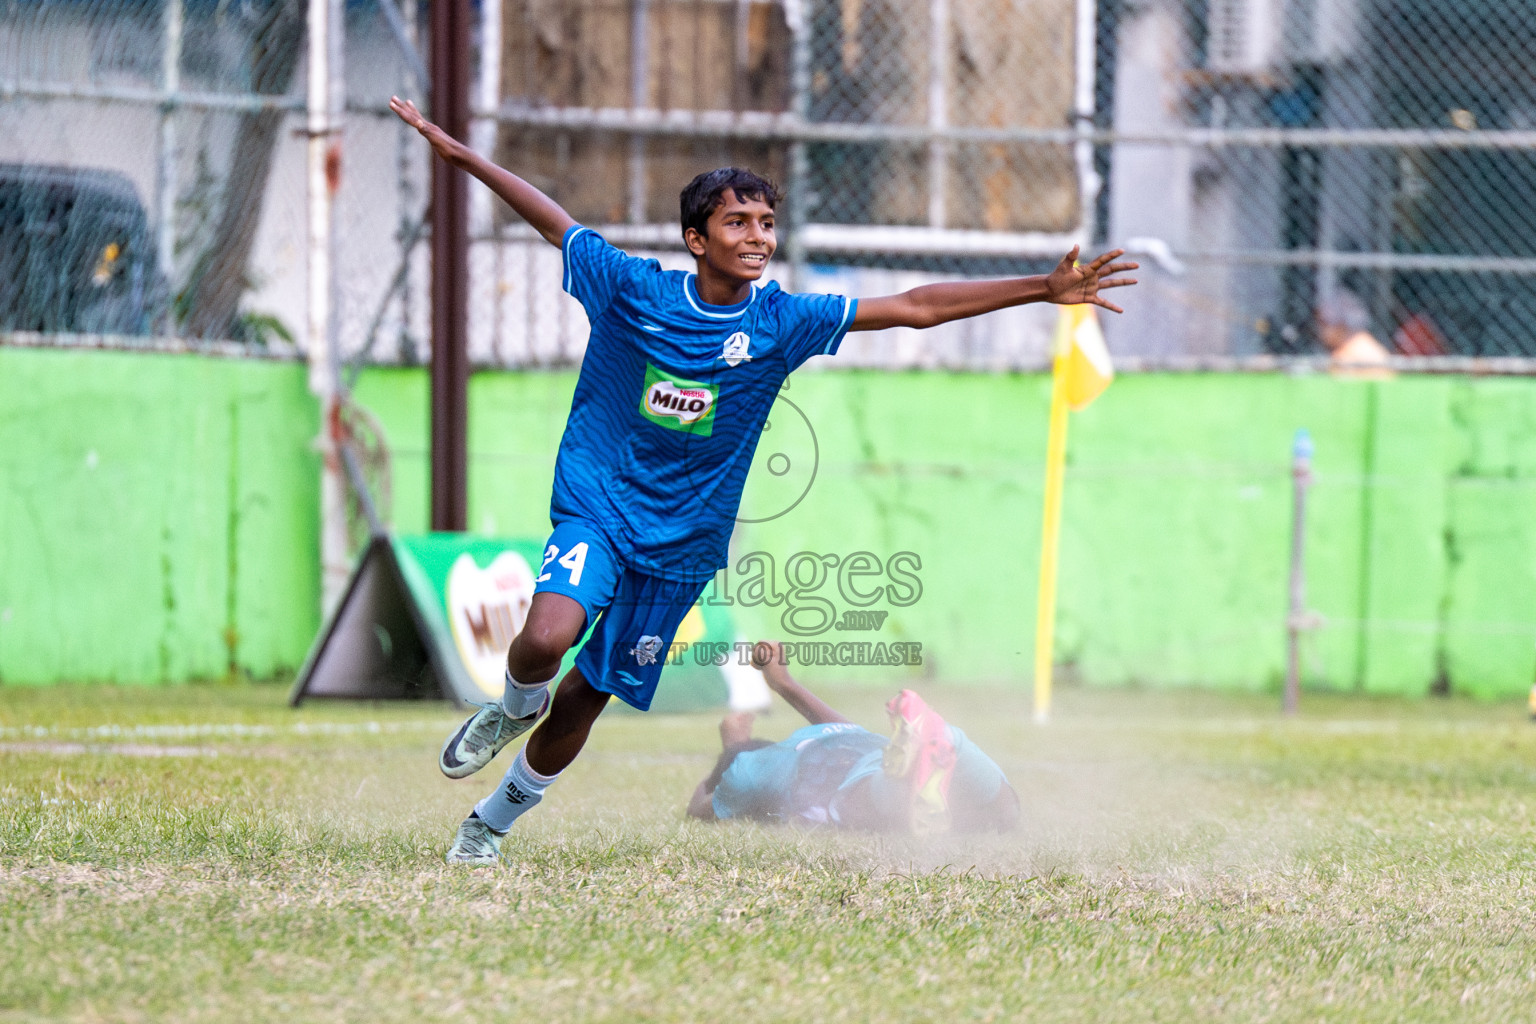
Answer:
[{"left": 3, "top": 682, "right": 1536, "bottom": 1023}]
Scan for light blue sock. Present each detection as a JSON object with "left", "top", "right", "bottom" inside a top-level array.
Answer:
[
  {"left": 474, "top": 747, "right": 559, "bottom": 833},
  {"left": 500, "top": 669, "right": 549, "bottom": 719}
]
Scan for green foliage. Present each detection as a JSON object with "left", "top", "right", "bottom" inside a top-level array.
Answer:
[{"left": 231, "top": 311, "right": 296, "bottom": 349}]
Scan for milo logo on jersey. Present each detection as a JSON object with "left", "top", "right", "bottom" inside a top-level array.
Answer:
[{"left": 640, "top": 363, "right": 718, "bottom": 436}]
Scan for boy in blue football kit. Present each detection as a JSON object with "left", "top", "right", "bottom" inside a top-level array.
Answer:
[{"left": 389, "top": 96, "right": 1136, "bottom": 865}]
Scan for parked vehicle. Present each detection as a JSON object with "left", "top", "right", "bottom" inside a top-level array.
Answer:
[{"left": 0, "top": 164, "right": 160, "bottom": 335}]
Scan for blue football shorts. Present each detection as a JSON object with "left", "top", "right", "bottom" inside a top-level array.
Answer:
[{"left": 532, "top": 519, "right": 708, "bottom": 711}]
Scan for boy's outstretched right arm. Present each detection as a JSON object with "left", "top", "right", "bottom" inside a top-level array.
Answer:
[{"left": 390, "top": 96, "right": 575, "bottom": 247}]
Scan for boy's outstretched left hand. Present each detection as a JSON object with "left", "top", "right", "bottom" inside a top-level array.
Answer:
[{"left": 1045, "top": 246, "right": 1139, "bottom": 314}]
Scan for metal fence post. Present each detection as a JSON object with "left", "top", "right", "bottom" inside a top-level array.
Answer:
[
  {"left": 156, "top": 0, "right": 182, "bottom": 317},
  {"left": 1073, "top": 0, "right": 1100, "bottom": 244},
  {"left": 784, "top": 0, "right": 810, "bottom": 293},
  {"left": 628, "top": 0, "right": 650, "bottom": 227},
  {"left": 430, "top": 0, "right": 470, "bottom": 532},
  {"left": 927, "top": 0, "right": 949, "bottom": 230},
  {"left": 308, "top": 0, "right": 350, "bottom": 616}
]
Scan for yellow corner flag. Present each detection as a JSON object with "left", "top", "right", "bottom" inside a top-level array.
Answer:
[
  {"left": 1056, "top": 302, "right": 1113, "bottom": 411},
  {"left": 1034, "top": 303, "right": 1112, "bottom": 723}
]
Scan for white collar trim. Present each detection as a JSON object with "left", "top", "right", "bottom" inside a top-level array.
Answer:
[{"left": 683, "top": 275, "right": 757, "bottom": 319}]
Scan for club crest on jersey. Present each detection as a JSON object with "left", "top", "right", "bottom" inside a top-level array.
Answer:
[
  {"left": 630, "top": 635, "right": 664, "bottom": 666},
  {"left": 721, "top": 331, "right": 752, "bottom": 367},
  {"left": 639, "top": 363, "right": 718, "bottom": 436}
]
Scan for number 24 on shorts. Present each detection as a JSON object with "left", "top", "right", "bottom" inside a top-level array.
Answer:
[{"left": 537, "top": 542, "right": 589, "bottom": 587}]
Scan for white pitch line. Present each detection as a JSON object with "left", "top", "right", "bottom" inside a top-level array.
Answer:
[
  {"left": 0, "top": 718, "right": 450, "bottom": 742},
  {"left": 0, "top": 741, "right": 226, "bottom": 758}
]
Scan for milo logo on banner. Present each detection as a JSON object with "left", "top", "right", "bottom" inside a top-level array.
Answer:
[
  {"left": 447, "top": 551, "right": 535, "bottom": 696},
  {"left": 640, "top": 363, "right": 717, "bottom": 436}
]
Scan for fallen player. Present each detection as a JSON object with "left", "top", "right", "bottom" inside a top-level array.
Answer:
[{"left": 688, "top": 642, "right": 1019, "bottom": 833}]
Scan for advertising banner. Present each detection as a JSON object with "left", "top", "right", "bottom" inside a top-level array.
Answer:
[{"left": 290, "top": 534, "right": 732, "bottom": 712}]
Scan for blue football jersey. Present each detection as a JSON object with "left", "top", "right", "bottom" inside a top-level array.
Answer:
[
  {"left": 713, "top": 723, "right": 886, "bottom": 823},
  {"left": 552, "top": 225, "right": 857, "bottom": 580}
]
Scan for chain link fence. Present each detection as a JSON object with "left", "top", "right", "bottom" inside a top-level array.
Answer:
[
  {"left": 0, "top": 0, "right": 311, "bottom": 347},
  {"left": 4, "top": 0, "right": 1536, "bottom": 366}
]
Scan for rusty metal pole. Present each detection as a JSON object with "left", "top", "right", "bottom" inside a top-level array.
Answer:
[
  {"left": 1285, "top": 429, "right": 1314, "bottom": 716},
  {"left": 430, "top": 0, "right": 470, "bottom": 532}
]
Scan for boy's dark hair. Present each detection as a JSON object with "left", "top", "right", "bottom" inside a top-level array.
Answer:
[{"left": 680, "top": 167, "right": 781, "bottom": 240}]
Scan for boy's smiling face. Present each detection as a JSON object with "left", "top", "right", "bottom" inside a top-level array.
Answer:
[{"left": 685, "top": 189, "right": 776, "bottom": 297}]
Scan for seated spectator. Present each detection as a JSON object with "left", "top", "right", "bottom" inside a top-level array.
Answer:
[{"left": 1317, "top": 292, "right": 1393, "bottom": 379}]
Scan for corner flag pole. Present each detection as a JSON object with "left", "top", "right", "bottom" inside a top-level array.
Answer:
[
  {"left": 1034, "top": 347, "right": 1071, "bottom": 724},
  {"left": 1033, "top": 302, "right": 1112, "bottom": 724}
]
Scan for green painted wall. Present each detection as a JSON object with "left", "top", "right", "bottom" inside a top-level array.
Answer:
[
  {"left": 0, "top": 349, "right": 321, "bottom": 684},
  {"left": 358, "top": 367, "right": 1536, "bottom": 699},
  {"left": 6, "top": 347, "right": 1536, "bottom": 697}
]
